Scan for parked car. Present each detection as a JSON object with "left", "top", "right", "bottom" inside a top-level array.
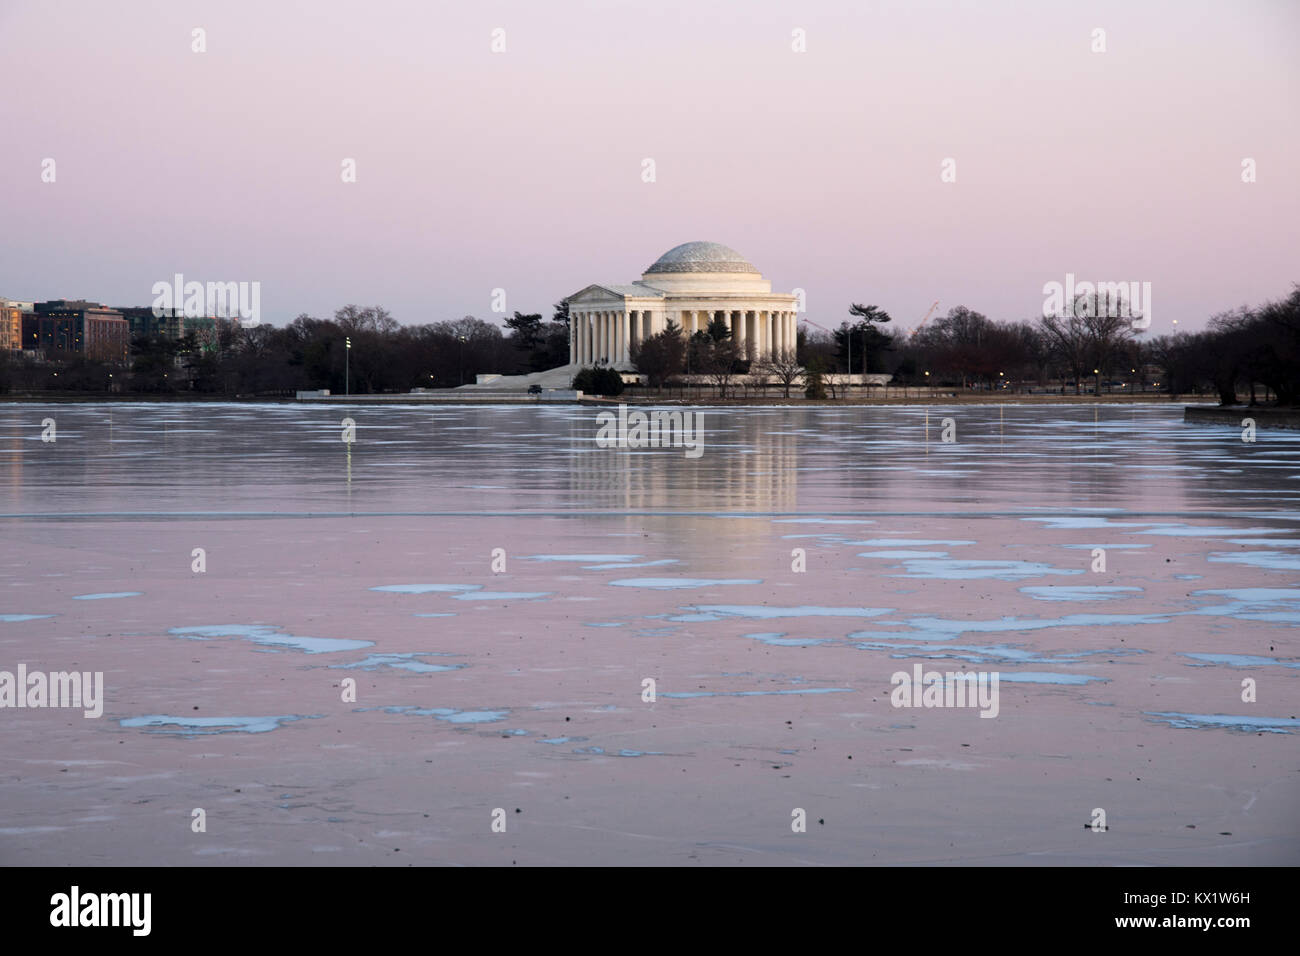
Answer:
[{"left": 527, "top": 384, "right": 543, "bottom": 394}]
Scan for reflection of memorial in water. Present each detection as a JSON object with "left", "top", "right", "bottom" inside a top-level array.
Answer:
[{"left": 567, "top": 409, "right": 799, "bottom": 514}]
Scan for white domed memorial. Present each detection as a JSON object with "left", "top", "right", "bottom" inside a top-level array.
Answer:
[{"left": 565, "top": 241, "right": 800, "bottom": 368}]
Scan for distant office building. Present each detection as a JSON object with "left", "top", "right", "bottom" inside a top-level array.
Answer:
[
  {"left": 118, "top": 306, "right": 186, "bottom": 340},
  {"left": 25, "top": 300, "right": 130, "bottom": 361},
  {"left": 0, "top": 299, "right": 27, "bottom": 351},
  {"left": 115, "top": 306, "right": 236, "bottom": 352}
]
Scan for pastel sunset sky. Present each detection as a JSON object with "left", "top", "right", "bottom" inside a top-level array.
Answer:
[{"left": 1, "top": 0, "right": 1296, "bottom": 332}]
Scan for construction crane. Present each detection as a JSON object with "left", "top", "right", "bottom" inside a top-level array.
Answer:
[{"left": 909, "top": 300, "right": 940, "bottom": 338}]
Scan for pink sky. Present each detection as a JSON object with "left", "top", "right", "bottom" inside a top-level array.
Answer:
[{"left": 1, "top": 0, "right": 1296, "bottom": 333}]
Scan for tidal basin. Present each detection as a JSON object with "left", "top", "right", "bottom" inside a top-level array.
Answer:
[{"left": 0, "top": 402, "right": 1296, "bottom": 865}]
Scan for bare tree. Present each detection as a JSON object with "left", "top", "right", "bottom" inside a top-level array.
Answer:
[
  {"left": 754, "top": 348, "right": 803, "bottom": 398},
  {"left": 1041, "top": 292, "right": 1139, "bottom": 394},
  {"left": 334, "top": 305, "right": 398, "bottom": 335},
  {"left": 744, "top": 363, "right": 768, "bottom": 399},
  {"left": 1039, "top": 309, "right": 1090, "bottom": 394}
]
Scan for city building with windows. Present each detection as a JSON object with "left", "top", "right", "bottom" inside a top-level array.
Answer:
[
  {"left": 0, "top": 299, "right": 28, "bottom": 352},
  {"left": 25, "top": 300, "right": 130, "bottom": 361}
]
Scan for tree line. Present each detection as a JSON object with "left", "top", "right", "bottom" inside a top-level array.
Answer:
[
  {"left": 611, "top": 284, "right": 1298, "bottom": 404},
  {"left": 0, "top": 303, "right": 572, "bottom": 396},
  {"left": 1, "top": 286, "right": 1295, "bottom": 406}
]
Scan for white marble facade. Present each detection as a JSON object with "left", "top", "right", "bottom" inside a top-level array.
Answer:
[{"left": 565, "top": 242, "right": 800, "bottom": 368}]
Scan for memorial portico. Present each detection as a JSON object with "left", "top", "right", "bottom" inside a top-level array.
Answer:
[{"left": 565, "top": 242, "right": 800, "bottom": 369}]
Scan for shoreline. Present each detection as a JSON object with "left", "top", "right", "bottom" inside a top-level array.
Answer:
[{"left": 0, "top": 391, "right": 1237, "bottom": 407}]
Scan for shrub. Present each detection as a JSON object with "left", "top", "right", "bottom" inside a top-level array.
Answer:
[{"left": 572, "top": 366, "right": 625, "bottom": 396}]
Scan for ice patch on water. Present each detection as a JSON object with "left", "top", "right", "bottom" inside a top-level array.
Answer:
[
  {"left": 1173, "top": 574, "right": 1203, "bottom": 580},
  {"left": 121, "top": 715, "right": 316, "bottom": 735},
  {"left": 1144, "top": 712, "right": 1299, "bottom": 733},
  {"left": 849, "top": 539, "right": 975, "bottom": 547},
  {"left": 332, "top": 653, "right": 462, "bottom": 674},
  {"left": 1186, "top": 588, "right": 1300, "bottom": 623},
  {"left": 858, "top": 550, "right": 951, "bottom": 559},
  {"left": 1060, "top": 543, "right": 1151, "bottom": 550},
  {"left": 1138, "top": 526, "right": 1289, "bottom": 537},
  {"left": 893, "top": 559, "right": 1080, "bottom": 581},
  {"left": 1194, "top": 588, "right": 1300, "bottom": 602},
  {"left": 571, "top": 746, "right": 666, "bottom": 756},
  {"left": 413, "top": 613, "right": 456, "bottom": 618},
  {"left": 851, "top": 639, "right": 1142, "bottom": 665},
  {"left": 1019, "top": 586, "right": 1143, "bottom": 602},
  {"left": 584, "top": 559, "right": 680, "bottom": 570},
  {"left": 663, "top": 687, "right": 851, "bottom": 698},
  {"left": 1208, "top": 551, "right": 1300, "bottom": 571},
  {"left": 526, "top": 554, "right": 641, "bottom": 563},
  {"left": 1022, "top": 517, "right": 1148, "bottom": 530},
  {"left": 169, "top": 624, "right": 373, "bottom": 654},
  {"left": 1180, "top": 653, "right": 1300, "bottom": 669},
  {"left": 744, "top": 632, "right": 831, "bottom": 646},
  {"left": 370, "top": 705, "right": 508, "bottom": 723},
  {"left": 611, "top": 578, "right": 760, "bottom": 589},
  {"left": 996, "top": 672, "right": 1108, "bottom": 685},
  {"left": 849, "top": 612, "right": 1170, "bottom": 641},
  {"left": 773, "top": 518, "right": 877, "bottom": 525},
  {"left": 684, "top": 605, "right": 893, "bottom": 619},
  {"left": 73, "top": 592, "right": 142, "bottom": 600},
  {"left": 370, "top": 584, "right": 482, "bottom": 594},
  {"left": 0, "top": 614, "right": 54, "bottom": 622},
  {"left": 540, "top": 736, "right": 587, "bottom": 745},
  {"left": 450, "top": 591, "right": 551, "bottom": 600}
]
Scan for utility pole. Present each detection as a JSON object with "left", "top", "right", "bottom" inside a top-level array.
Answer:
[
  {"left": 845, "top": 323, "right": 852, "bottom": 398},
  {"left": 345, "top": 336, "right": 351, "bottom": 395}
]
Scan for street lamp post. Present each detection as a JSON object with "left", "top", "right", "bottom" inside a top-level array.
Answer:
[
  {"left": 458, "top": 335, "right": 467, "bottom": 385},
  {"left": 346, "top": 336, "right": 351, "bottom": 395}
]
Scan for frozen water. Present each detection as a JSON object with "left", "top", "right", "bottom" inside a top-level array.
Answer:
[
  {"left": 169, "top": 624, "right": 373, "bottom": 654},
  {"left": 120, "top": 715, "right": 317, "bottom": 735},
  {"left": 1018, "top": 586, "right": 1143, "bottom": 602},
  {"left": 6, "top": 402, "right": 1300, "bottom": 866},
  {"left": 610, "top": 578, "right": 761, "bottom": 589},
  {"left": 1144, "top": 713, "right": 1300, "bottom": 733}
]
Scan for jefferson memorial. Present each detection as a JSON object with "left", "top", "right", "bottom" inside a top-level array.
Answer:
[{"left": 566, "top": 241, "right": 799, "bottom": 368}]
